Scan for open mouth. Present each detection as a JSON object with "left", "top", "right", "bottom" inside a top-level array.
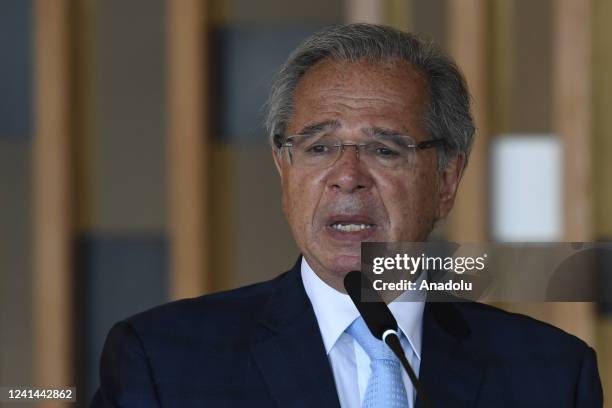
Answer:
[
  {"left": 326, "top": 214, "right": 377, "bottom": 236},
  {"left": 330, "top": 222, "right": 375, "bottom": 232}
]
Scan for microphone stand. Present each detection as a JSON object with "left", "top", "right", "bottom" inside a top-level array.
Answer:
[
  {"left": 344, "top": 270, "right": 433, "bottom": 408},
  {"left": 382, "top": 330, "right": 432, "bottom": 408}
]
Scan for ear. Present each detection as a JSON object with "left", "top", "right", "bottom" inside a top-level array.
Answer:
[
  {"left": 436, "top": 152, "right": 466, "bottom": 219},
  {"left": 272, "top": 147, "right": 284, "bottom": 180}
]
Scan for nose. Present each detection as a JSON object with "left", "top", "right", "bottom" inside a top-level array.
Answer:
[{"left": 326, "top": 145, "right": 373, "bottom": 193}]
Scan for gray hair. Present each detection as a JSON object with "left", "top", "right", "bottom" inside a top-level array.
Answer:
[{"left": 265, "top": 23, "right": 475, "bottom": 170}]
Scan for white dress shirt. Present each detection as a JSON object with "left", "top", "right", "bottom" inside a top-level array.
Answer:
[{"left": 301, "top": 258, "right": 425, "bottom": 408}]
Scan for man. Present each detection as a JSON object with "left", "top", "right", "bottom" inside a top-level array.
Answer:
[{"left": 92, "top": 24, "right": 603, "bottom": 407}]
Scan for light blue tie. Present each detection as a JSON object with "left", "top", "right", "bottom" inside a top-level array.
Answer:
[{"left": 346, "top": 317, "right": 409, "bottom": 408}]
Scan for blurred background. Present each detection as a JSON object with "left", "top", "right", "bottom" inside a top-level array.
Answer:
[{"left": 1, "top": 0, "right": 611, "bottom": 406}]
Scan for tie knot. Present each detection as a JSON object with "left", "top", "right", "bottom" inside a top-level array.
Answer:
[{"left": 346, "top": 317, "right": 397, "bottom": 361}]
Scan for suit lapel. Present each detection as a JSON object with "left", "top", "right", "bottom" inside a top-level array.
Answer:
[
  {"left": 416, "top": 302, "right": 485, "bottom": 408},
  {"left": 250, "top": 260, "right": 341, "bottom": 408},
  {"left": 249, "top": 262, "right": 485, "bottom": 408}
]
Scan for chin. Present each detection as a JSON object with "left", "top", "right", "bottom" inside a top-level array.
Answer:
[{"left": 325, "top": 254, "right": 362, "bottom": 276}]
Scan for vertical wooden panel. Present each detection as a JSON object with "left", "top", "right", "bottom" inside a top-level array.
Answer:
[
  {"left": 593, "top": 0, "right": 612, "bottom": 399},
  {"left": 513, "top": 0, "right": 553, "bottom": 132},
  {"left": 72, "top": 0, "right": 94, "bottom": 234},
  {"left": 550, "top": 0, "right": 594, "bottom": 345},
  {"left": 489, "top": 0, "right": 514, "bottom": 135},
  {"left": 487, "top": 0, "right": 595, "bottom": 348},
  {"left": 345, "top": 0, "right": 385, "bottom": 23},
  {"left": 445, "top": 0, "right": 489, "bottom": 242},
  {"left": 385, "top": 0, "right": 413, "bottom": 31},
  {"left": 33, "top": 0, "right": 73, "bottom": 396},
  {"left": 554, "top": 0, "right": 593, "bottom": 240},
  {"left": 167, "top": 0, "right": 209, "bottom": 299},
  {"left": 485, "top": 0, "right": 554, "bottom": 333},
  {"left": 593, "top": 0, "right": 612, "bottom": 239}
]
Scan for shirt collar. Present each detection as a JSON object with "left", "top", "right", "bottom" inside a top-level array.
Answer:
[{"left": 301, "top": 257, "right": 424, "bottom": 360}]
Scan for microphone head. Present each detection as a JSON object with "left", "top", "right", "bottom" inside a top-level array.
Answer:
[{"left": 344, "top": 271, "right": 398, "bottom": 340}]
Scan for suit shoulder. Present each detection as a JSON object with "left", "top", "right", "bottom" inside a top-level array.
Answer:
[
  {"left": 455, "top": 301, "right": 590, "bottom": 354},
  {"left": 120, "top": 272, "right": 288, "bottom": 344}
]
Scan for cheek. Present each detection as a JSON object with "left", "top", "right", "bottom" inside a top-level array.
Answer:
[
  {"left": 382, "top": 171, "right": 439, "bottom": 237},
  {"left": 282, "top": 170, "right": 320, "bottom": 229},
  {"left": 281, "top": 177, "right": 300, "bottom": 225}
]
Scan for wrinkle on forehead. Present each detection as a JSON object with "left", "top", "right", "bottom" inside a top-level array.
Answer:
[
  {"left": 319, "top": 87, "right": 401, "bottom": 100},
  {"left": 297, "top": 58, "right": 428, "bottom": 96},
  {"left": 316, "top": 92, "right": 402, "bottom": 111},
  {"left": 288, "top": 59, "right": 430, "bottom": 137}
]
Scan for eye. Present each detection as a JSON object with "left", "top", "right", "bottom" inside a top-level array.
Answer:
[
  {"left": 372, "top": 144, "right": 400, "bottom": 157},
  {"left": 309, "top": 144, "right": 328, "bottom": 153},
  {"left": 303, "top": 142, "right": 333, "bottom": 155}
]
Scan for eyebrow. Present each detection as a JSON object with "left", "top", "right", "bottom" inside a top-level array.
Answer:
[
  {"left": 296, "top": 120, "right": 341, "bottom": 137},
  {"left": 292, "top": 122, "right": 415, "bottom": 147},
  {"left": 364, "top": 127, "right": 415, "bottom": 147}
]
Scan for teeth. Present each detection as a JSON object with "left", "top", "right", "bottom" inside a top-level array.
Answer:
[{"left": 331, "top": 223, "right": 373, "bottom": 232}]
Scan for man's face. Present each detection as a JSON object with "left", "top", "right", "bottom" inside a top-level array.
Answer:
[{"left": 273, "top": 59, "right": 463, "bottom": 291}]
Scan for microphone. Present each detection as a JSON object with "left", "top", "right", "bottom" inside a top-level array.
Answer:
[{"left": 344, "top": 270, "right": 432, "bottom": 408}]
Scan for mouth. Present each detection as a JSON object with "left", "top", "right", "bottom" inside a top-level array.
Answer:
[
  {"left": 329, "top": 222, "right": 375, "bottom": 232},
  {"left": 324, "top": 215, "right": 378, "bottom": 240}
]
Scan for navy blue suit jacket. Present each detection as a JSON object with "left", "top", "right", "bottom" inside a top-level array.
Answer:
[{"left": 91, "top": 259, "right": 603, "bottom": 407}]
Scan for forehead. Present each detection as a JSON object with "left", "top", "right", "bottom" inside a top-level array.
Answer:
[{"left": 289, "top": 59, "right": 430, "bottom": 136}]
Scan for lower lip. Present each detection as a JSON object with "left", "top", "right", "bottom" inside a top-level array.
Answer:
[{"left": 323, "top": 225, "right": 378, "bottom": 242}]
